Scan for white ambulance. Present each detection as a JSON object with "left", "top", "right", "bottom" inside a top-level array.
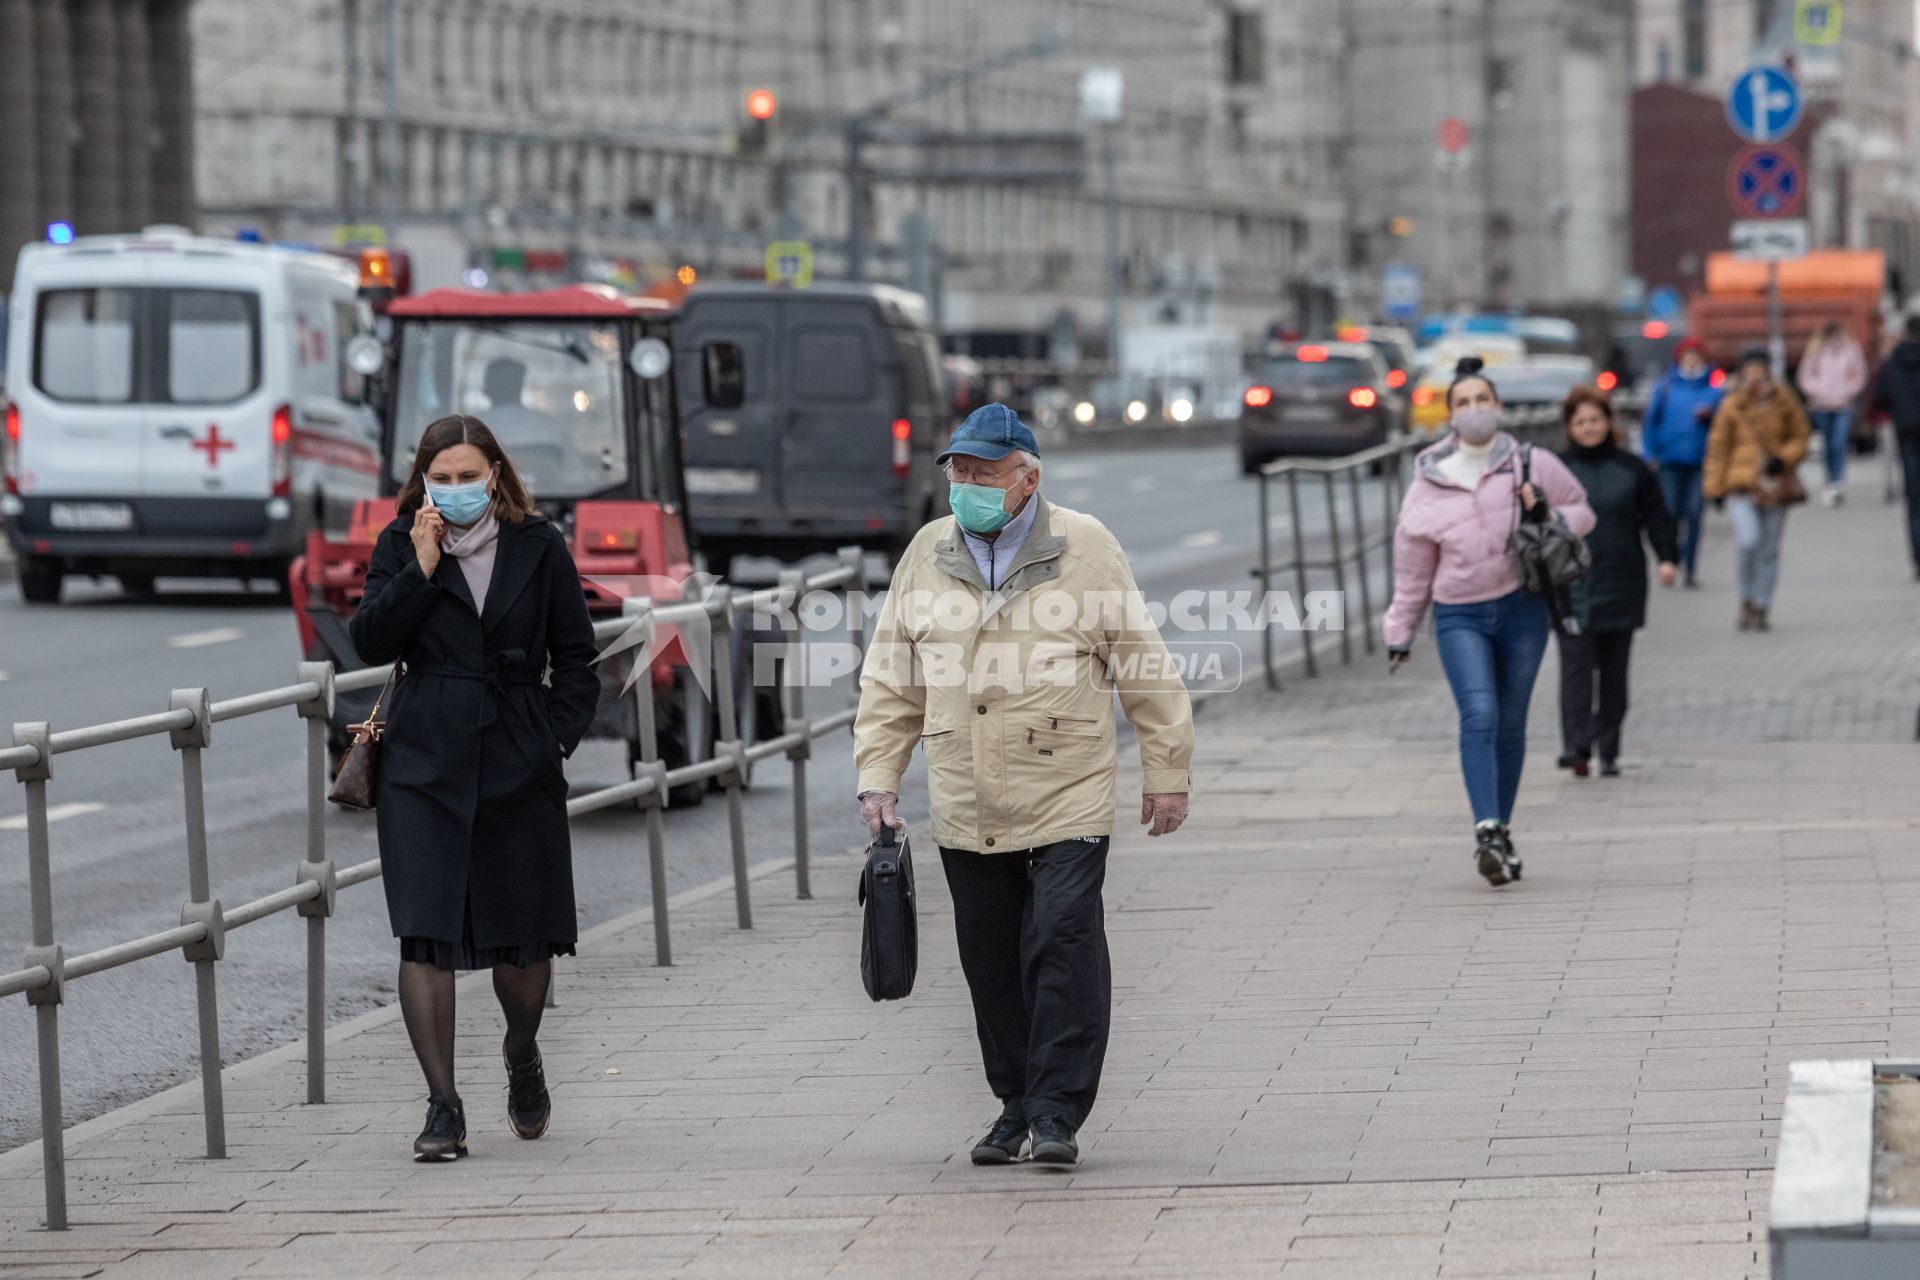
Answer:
[{"left": 2, "top": 227, "right": 382, "bottom": 602}]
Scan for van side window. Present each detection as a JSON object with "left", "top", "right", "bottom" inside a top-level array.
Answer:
[
  {"left": 164, "top": 290, "right": 261, "bottom": 404},
  {"left": 35, "top": 288, "right": 138, "bottom": 403},
  {"left": 793, "top": 332, "right": 870, "bottom": 402},
  {"left": 703, "top": 342, "right": 746, "bottom": 408}
]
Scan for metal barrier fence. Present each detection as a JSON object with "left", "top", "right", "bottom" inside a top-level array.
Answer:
[
  {"left": 0, "top": 547, "right": 871, "bottom": 1232},
  {"left": 1252, "top": 410, "right": 1569, "bottom": 689}
]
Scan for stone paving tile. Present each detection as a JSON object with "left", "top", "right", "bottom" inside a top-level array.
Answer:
[{"left": 0, "top": 493, "right": 1910, "bottom": 1277}]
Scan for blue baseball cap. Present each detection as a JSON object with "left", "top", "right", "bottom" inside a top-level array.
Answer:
[{"left": 936, "top": 403, "right": 1041, "bottom": 465}]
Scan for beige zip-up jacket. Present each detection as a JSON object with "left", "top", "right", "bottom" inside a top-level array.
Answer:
[{"left": 854, "top": 495, "right": 1194, "bottom": 853}]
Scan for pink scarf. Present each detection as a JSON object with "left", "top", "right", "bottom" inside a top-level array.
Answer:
[{"left": 439, "top": 512, "right": 500, "bottom": 612}]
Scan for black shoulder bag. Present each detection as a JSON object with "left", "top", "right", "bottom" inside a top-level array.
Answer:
[
  {"left": 857, "top": 824, "right": 918, "bottom": 1002},
  {"left": 1508, "top": 444, "right": 1592, "bottom": 635}
]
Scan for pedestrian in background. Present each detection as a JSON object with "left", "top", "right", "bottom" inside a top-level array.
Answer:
[
  {"left": 1704, "top": 348, "right": 1812, "bottom": 633},
  {"left": 854, "top": 404, "right": 1194, "bottom": 1169},
  {"left": 1554, "top": 387, "right": 1679, "bottom": 779},
  {"left": 1869, "top": 313, "right": 1920, "bottom": 580},
  {"left": 1796, "top": 319, "right": 1868, "bottom": 506},
  {"left": 1384, "top": 359, "right": 1595, "bottom": 888},
  {"left": 349, "top": 415, "right": 601, "bottom": 1163},
  {"left": 1640, "top": 337, "right": 1722, "bottom": 588}
]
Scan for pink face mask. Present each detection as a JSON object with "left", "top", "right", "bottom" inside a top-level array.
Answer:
[{"left": 1450, "top": 405, "right": 1501, "bottom": 444}]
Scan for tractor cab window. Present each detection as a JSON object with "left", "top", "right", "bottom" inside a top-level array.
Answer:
[{"left": 392, "top": 320, "right": 630, "bottom": 498}]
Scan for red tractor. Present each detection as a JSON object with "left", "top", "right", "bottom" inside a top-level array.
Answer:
[{"left": 292, "top": 268, "right": 736, "bottom": 803}]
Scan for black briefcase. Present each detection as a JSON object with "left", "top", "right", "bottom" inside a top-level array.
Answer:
[{"left": 857, "top": 824, "right": 918, "bottom": 1002}]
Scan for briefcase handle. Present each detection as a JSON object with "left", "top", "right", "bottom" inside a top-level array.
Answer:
[{"left": 875, "top": 822, "right": 898, "bottom": 849}]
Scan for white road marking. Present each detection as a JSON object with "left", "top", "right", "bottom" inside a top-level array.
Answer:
[
  {"left": 1048, "top": 462, "right": 1101, "bottom": 481},
  {"left": 1180, "top": 530, "right": 1223, "bottom": 549},
  {"left": 1128, "top": 476, "right": 1159, "bottom": 492},
  {"left": 1062, "top": 488, "right": 1094, "bottom": 504},
  {"left": 0, "top": 670, "right": 9, "bottom": 683},
  {"left": 0, "top": 802, "right": 106, "bottom": 831},
  {"left": 168, "top": 627, "right": 245, "bottom": 649}
]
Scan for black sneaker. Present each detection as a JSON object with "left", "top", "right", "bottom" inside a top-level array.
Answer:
[
  {"left": 1556, "top": 753, "right": 1589, "bottom": 778},
  {"left": 413, "top": 1095, "right": 466, "bottom": 1162},
  {"left": 1493, "top": 824, "right": 1522, "bottom": 882},
  {"left": 970, "top": 1109, "right": 1028, "bottom": 1165},
  {"left": 1474, "top": 823, "right": 1510, "bottom": 887},
  {"left": 1599, "top": 759, "right": 1621, "bottom": 778},
  {"left": 504, "top": 1049, "right": 551, "bottom": 1140},
  {"left": 1029, "top": 1115, "right": 1079, "bottom": 1167}
]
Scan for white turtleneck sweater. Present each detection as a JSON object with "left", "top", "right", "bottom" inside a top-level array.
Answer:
[{"left": 1437, "top": 437, "right": 1496, "bottom": 490}]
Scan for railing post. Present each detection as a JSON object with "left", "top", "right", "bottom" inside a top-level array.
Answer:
[
  {"left": 14, "top": 721, "right": 67, "bottom": 1231},
  {"left": 778, "top": 568, "right": 812, "bottom": 900},
  {"left": 1285, "top": 469, "right": 1315, "bottom": 677},
  {"left": 623, "top": 599, "right": 673, "bottom": 966},
  {"left": 295, "top": 661, "right": 335, "bottom": 1105},
  {"left": 169, "top": 688, "right": 225, "bottom": 1159},
  {"left": 1348, "top": 464, "right": 1375, "bottom": 656},
  {"left": 838, "top": 546, "right": 868, "bottom": 705},
  {"left": 1323, "top": 470, "right": 1350, "bottom": 666},
  {"left": 1257, "top": 467, "right": 1279, "bottom": 691},
  {"left": 706, "top": 584, "right": 753, "bottom": 929}
]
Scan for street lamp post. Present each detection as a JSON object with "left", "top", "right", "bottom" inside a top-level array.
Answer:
[{"left": 1082, "top": 68, "right": 1125, "bottom": 372}]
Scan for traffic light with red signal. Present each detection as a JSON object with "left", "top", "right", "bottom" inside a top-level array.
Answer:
[{"left": 739, "top": 88, "right": 777, "bottom": 156}]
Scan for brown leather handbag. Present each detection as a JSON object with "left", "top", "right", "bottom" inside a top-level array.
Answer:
[{"left": 327, "top": 669, "right": 396, "bottom": 811}]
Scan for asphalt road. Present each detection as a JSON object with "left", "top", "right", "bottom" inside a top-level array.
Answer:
[{"left": 0, "top": 440, "right": 1381, "bottom": 1150}]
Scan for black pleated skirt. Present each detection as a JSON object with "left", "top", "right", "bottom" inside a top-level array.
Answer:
[{"left": 399, "top": 888, "right": 574, "bottom": 972}]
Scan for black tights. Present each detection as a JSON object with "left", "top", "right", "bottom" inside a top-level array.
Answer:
[{"left": 397, "top": 958, "right": 551, "bottom": 1103}]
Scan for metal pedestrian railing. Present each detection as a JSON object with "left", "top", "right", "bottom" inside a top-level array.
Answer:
[
  {"left": 1252, "top": 410, "right": 1568, "bottom": 689},
  {"left": 0, "top": 547, "right": 871, "bottom": 1232}
]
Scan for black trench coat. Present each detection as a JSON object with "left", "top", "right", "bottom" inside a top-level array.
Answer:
[{"left": 348, "top": 513, "right": 599, "bottom": 950}]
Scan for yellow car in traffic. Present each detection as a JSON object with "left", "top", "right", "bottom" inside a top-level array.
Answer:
[{"left": 1408, "top": 336, "right": 1527, "bottom": 436}]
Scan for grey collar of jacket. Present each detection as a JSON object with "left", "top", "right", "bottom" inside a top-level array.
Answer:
[
  {"left": 931, "top": 493, "right": 1066, "bottom": 602},
  {"left": 1416, "top": 431, "right": 1520, "bottom": 489}
]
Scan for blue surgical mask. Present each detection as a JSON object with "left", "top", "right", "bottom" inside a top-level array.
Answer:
[
  {"left": 949, "top": 482, "right": 1015, "bottom": 535},
  {"left": 425, "top": 478, "right": 492, "bottom": 525}
]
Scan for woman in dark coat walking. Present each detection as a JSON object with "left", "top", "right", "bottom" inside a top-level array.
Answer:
[
  {"left": 348, "top": 414, "right": 599, "bottom": 1161},
  {"left": 1554, "top": 387, "right": 1679, "bottom": 778}
]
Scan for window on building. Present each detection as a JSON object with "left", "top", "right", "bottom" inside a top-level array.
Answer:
[{"left": 1683, "top": 0, "right": 1708, "bottom": 80}]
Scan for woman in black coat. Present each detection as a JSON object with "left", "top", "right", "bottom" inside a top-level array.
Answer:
[
  {"left": 348, "top": 414, "right": 599, "bottom": 1161},
  {"left": 1554, "top": 387, "right": 1680, "bottom": 778}
]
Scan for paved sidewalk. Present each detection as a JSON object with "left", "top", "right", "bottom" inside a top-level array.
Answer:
[{"left": 1, "top": 485, "right": 1916, "bottom": 1279}]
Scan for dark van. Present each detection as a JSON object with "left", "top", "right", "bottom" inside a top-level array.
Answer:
[{"left": 673, "top": 282, "right": 948, "bottom": 568}]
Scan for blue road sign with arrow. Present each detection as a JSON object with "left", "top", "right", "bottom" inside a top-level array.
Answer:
[{"left": 1725, "top": 65, "right": 1802, "bottom": 143}]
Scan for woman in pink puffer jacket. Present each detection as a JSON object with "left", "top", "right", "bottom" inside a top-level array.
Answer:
[{"left": 1384, "top": 358, "right": 1595, "bottom": 888}]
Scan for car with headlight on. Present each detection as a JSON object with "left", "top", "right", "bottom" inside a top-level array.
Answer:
[{"left": 1238, "top": 342, "right": 1394, "bottom": 474}]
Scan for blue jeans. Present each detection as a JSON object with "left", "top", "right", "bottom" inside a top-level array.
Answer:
[
  {"left": 1434, "top": 590, "right": 1551, "bottom": 826},
  {"left": 1811, "top": 409, "right": 1851, "bottom": 485},
  {"left": 1656, "top": 462, "right": 1704, "bottom": 582},
  {"left": 1726, "top": 494, "right": 1788, "bottom": 608}
]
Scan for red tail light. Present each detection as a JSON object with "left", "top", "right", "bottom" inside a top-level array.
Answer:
[
  {"left": 2, "top": 402, "right": 19, "bottom": 495},
  {"left": 1641, "top": 320, "right": 1669, "bottom": 340},
  {"left": 1244, "top": 386, "right": 1274, "bottom": 408},
  {"left": 1386, "top": 369, "right": 1407, "bottom": 389},
  {"left": 1349, "top": 387, "right": 1379, "bottom": 409},
  {"left": 1595, "top": 371, "right": 1619, "bottom": 392},
  {"left": 1412, "top": 387, "right": 1436, "bottom": 407},
  {"left": 271, "top": 404, "right": 293, "bottom": 497},
  {"left": 891, "top": 417, "right": 911, "bottom": 477},
  {"left": 1295, "top": 345, "right": 1329, "bottom": 362},
  {"left": 1709, "top": 368, "right": 1727, "bottom": 388},
  {"left": 593, "top": 528, "right": 640, "bottom": 552}
]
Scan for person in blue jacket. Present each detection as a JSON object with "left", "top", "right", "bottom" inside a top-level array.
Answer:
[{"left": 1639, "top": 337, "right": 1723, "bottom": 588}]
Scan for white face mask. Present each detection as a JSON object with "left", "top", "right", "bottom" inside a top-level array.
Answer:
[{"left": 1450, "top": 405, "right": 1501, "bottom": 445}]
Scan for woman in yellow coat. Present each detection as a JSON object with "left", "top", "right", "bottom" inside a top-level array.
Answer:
[{"left": 1703, "top": 348, "right": 1812, "bottom": 632}]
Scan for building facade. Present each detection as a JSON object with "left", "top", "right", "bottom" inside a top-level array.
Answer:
[
  {"left": 190, "top": 0, "right": 1351, "bottom": 349},
  {"left": 1632, "top": 0, "right": 1920, "bottom": 298},
  {"left": 1342, "top": 0, "right": 1635, "bottom": 319},
  {"left": 0, "top": 0, "right": 198, "bottom": 293}
]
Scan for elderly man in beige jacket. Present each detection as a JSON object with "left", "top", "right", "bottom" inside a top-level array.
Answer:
[{"left": 854, "top": 404, "right": 1194, "bottom": 1169}]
